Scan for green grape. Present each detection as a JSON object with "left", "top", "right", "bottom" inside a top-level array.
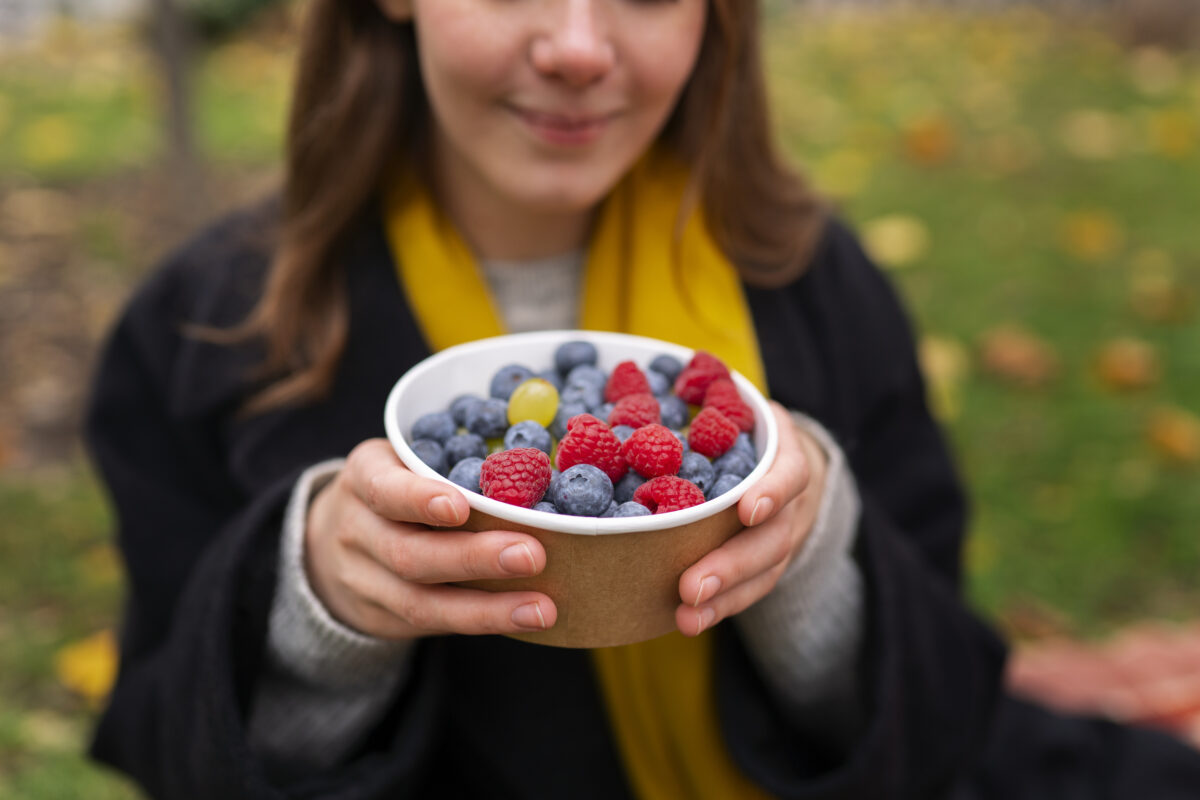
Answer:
[{"left": 508, "top": 378, "right": 559, "bottom": 427}]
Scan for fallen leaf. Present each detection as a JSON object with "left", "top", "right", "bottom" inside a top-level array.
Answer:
[
  {"left": 1060, "top": 210, "right": 1125, "bottom": 262},
  {"left": 979, "top": 324, "right": 1059, "bottom": 388},
  {"left": 20, "top": 710, "right": 82, "bottom": 753},
  {"left": 861, "top": 214, "right": 931, "bottom": 269},
  {"left": 811, "top": 148, "right": 873, "bottom": 198},
  {"left": 54, "top": 629, "right": 118, "bottom": 706},
  {"left": 1130, "top": 46, "right": 1182, "bottom": 97},
  {"left": 902, "top": 114, "right": 957, "bottom": 166},
  {"left": 919, "top": 335, "right": 970, "bottom": 421},
  {"left": 1094, "top": 337, "right": 1161, "bottom": 391},
  {"left": 1146, "top": 406, "right": 1200, "bottom": 466},
  {"left": 20, "top": 114, "right": 80, "bottom": 167},
  {"left": 978, "top": 128, "right": 1041, "bottom": 174},
  {"left": 1059, "top": 109, "right": 1125, "bottom": 160},
  {"left": 1128, "top": 249, "right": 1197, "bottom": 323},
  {"left": 1148, "top": 109, "right": 1197, "bottom": 159}
]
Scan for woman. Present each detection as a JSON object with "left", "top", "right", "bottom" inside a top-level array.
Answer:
[{"left": 85, "top": 1, "right": 1200, "bottom": 797}]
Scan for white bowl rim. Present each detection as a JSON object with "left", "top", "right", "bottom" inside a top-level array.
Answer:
[{"left": 383, "top": 330, "right": 779, "bottom": 536}]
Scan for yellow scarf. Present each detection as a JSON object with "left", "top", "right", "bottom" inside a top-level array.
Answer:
[{"left": 384, "top": 153, "right": 773, "bottom": 800}]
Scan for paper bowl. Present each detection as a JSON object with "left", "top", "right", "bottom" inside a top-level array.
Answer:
[{"left": 384, "top": 330, "right": 778, "bottom": 647}]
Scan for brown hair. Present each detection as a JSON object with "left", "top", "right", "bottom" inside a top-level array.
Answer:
[{"left": 235, "top": 0, "right": 825, "bottom": 413}]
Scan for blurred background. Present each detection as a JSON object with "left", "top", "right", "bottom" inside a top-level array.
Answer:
[{"left": 0, "top": 0, "right": 1197, "bottom": 795}]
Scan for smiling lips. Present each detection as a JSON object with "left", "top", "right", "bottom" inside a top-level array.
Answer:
[{"left": 513, "top": 106, "right": 616, "bottom": 146}]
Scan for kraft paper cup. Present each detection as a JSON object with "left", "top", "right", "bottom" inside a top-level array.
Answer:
[{"left": 384, "top": 331, "right": 779, "bottom": 648}]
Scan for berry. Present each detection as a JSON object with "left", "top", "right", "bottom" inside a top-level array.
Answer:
[
  {"left": 490, "top": 364, "right": 534, "bottom": 400},
  {"left": 605, "top": 360, "right": 651, "bottom": 403},
  {"left": 553, "top": 464, "right": 614, "bottom": 517},
  {"left": 612, "top": 425, "right": 636, "bottom": 443},
  {"left": 466, "top": 398, "right": 509, "bottom": 438},
  {"left": 555, "top": 340, "right": 598, "bottom": 376},
  {"left": 551, "top": 401, "right": 588, "bottom": 439},
  {"left": 565, "top": 364, "right": 607, "bottom": 392},
  {"left": 712, "top": 448, "right": 757, "bottom": 480},
  {"left": 508, "top": 378, "right": 559, "bottom": 427},
  {"left": 649, "top": 354, "right": 685, "bottom": 384},
  {"left": 600, "top": 500, "right": 620, "bottom": 517},
  {"left": 701, "top": 378, "right": 754, "bottom": 433},
  {"left": 612, "top": 501, "right": 651, "bottom": 518},
  {"left": 504, "top": 420, "right": 552, "bottom": 455},
  {"left": 634, "top": 476, "right": 706, "bottom": 514},
  {"left": 608, "top": 393, "right": 660, "bottom": 429},
  {"left": 448, "top": 457, "right": 484, "bottom": 493},
  {"left": 595, "top": 402, "right": 615, "bottom": 421},
  {"left": 534, "top": 501, "right": 559, "bottom": 514},
  {"left": 614, "top": 471, "right": 647, "bottom": 504},
  {"left": 450, "top": 394, "right": 485, "bottom": 427},
  {"left": 412, "top": 439, "right": 447, "bottom": 475},
  {"left": 688, "top": 407, "right": 739, "bottom": 458},
  {"left": 480, "top": 448, "right": 551, "bottom": 508},
  {"left": 560, "top": 382, "right": 603, "bottom": 413},
  {"left": 678, "top": 451, "right": 715, "bottom": 495},
  {"left": 659, "top": 395, "right": 689, "bottom": 430},
  {"left": 645, "top": 369, "right": 670, "bottom": 397},
  {"left": 622, "top": 424, "right": 684, "bottom": 478},
  {"left": 444, "top": 433, "right": 487, "bottom": 465},
  {"left": 673, "top": 351, "right": 730, "bottom": 405},
  {"left": 731, "top": 432, "right": 755, "bottom": 458},
  {"left": 536, "top": 368, "right": 564, "bottom": 391},
  {"left": 708, "top": 472, "right": 742, "bottom": 499},
  {"left": 555, "top": 414, "right": 627, "bottom": 483},
  {"left": 412, "top": 411, "right": 457, "bottom": 444}
]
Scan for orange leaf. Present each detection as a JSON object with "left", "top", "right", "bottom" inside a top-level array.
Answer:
[
  {"left": 1094, "top": 337, "right": 1161, "bottom": 392},
  {"left": 902, "top": 114, "right": 957, "bottom": 166},
  {"left": 979, "top": 324, "right": 1059, "bottom": 388},
  {"left": 1146, "top": 407, "right": 1200, "bottom": 466}
]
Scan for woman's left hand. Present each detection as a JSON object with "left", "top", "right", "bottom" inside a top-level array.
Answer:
[{"left": 676, "top": 401, "right": 828, "bottom": 636}]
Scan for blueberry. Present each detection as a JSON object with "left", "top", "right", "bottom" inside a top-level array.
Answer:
[
  {"left": 551, "top": 402, "right": 588, "bottom": 439},
  {"left": 536, "top": 367, "right": 564, "bottom": 391},
  {"left": 669, "top": 429, "right": 690, "bottom": 454},
  {"left": 649, "top": 354, "right": 684, "bottom": 384},
  {"left": 448, "top": 457, "right": 484, "bottom": 493},
  {"left": 411, "top": 439, "right": 447, "bottom": 475},
  {"left": 548, "top": 469, "right": 563, "bottom": 502},
  {"left": 565, "top": 364, "right": 607, "bottom": 392},
  {"left": 553, "top": 464, "right": 613, "bottom": 517},
  {"left": 614, "top": 471, "right": 646, "bottom": 504},
  {"left": 612, "top": 425, "right": 635, "bottom": 443},
  {"left": 534, "top": 501, "right": 559, "bottom": 514},
  {"left": 466, "top": 398, "right": 508, "bottom": 438},
  {"left": 450, "top": 394, "right": 484, "bottom": 427},
  {"left": 600, "top": 500, "right": 620, "bottom": 518},
  {"left": 732, "top": 432, "right": 755, "bottom": 458},
  {"left": 594, "top": 402, "right": 614, "bottom": 420},
  {"left": 560, "top": 382, "right": 603, "bottom": 411},
  {"left": 713, "top": 449, "right": 756, "bottom": 480},
  {"left": 444, "top": 433, "right": 487, "bottom": 465},
  {"left": 411, "top": 411, "right": 457, "bottom": 444},
  {"left": 504, "top": 420, "right": 552, "bottom": 454},
  {"left": 678, "top": 451, "right": 715, "bottom": 496},
  {"left": 612, "top": 501, "right": 651, "bottom": 518},
  {"left": 645, "top": 369, "right": 670, "bottom": 397},
  {"left": 659, "top": 395, "right": 688, "bottom": 429},
  {"left": 707, "top": 472, "right": 742, "bottom": 499},
  {"left": 555, "top": 340, "right": 598, "bottom": 376},
  {"left": 490, "top": 363, "right": 534, "bottom": 400}
]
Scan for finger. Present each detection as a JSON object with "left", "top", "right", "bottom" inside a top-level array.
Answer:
[
  {"left": 345, "top": 438, "right": 471, "bottom": 527},
  {"left": 355, "top": 518, "right": 548, "bottom": 584},
  {"left": 678, "top": 514, "right": 793, "bottom": 608},
  {"left": 676, "top": 560, "right": 786, "bottom": 637},
  {"left": 737, "top": 403, "right": 811, "bottom": 528}
]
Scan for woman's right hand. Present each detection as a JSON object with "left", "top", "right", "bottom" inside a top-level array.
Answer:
[{"left": 304, "top": 438, "right": 557, "bottom": 640}]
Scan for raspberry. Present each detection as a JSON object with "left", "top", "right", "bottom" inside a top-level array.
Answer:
[
  {"left": 673, "top": 351, "right": 731, "bottom": 405},
  {"left": 608, "top": 392, "right": 660, "bottom": 428},
  {"left": 605, "top": 360, "right": 651, "bottom": 403},
  {"left": 622, "top": 424, "right": 683, "bottom": 478},
  {"left": 479, "top": 448, "right": 551, "bottom": 508},
  {"left": 701, "top": 378, "right": 754, "bottom": 433},
  {"left": 634, "top": 475, "right": 706, "bottom": 514},
  {"left": 555, "top": 414, "right": 627, "bottom": 483},
  {"left": 687, "top": 407, "right": 739, "bottom": 458}
]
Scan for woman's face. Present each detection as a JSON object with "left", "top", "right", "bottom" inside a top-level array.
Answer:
[{"left": 383, "top": 0, "right": 707, "bottom": 217}]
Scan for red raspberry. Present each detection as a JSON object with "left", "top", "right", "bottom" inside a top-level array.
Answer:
[
  {"left": 634, "top": 476, "right": 706, "bottom": 514},
  {"left": 674, "top": 351, "right": 731, "bottom": 405},
  {"left": 608, "top": 392, "right": 660, "bottom": 429},
  {"left": 687, "top": 407, "right": 739, "bottom": 458},
  {"left": 702, "top": 378, "right": 755, "bottom": 433},
  {"left": 622, "top": 424, "right": 683, "bottom": 478},
  {"left": 479, "top": 448, "right": 551, "bottom": 508},
  {"left": 605, "top": 360, "right": 652, "bottom": 403},
  {"left": 555, "top": 414, "right": 627, "bottom": 483}
]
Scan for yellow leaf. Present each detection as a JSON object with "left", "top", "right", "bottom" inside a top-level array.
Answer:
[
  {"left": 20, "top": 115, "right": 80, "bottom": 168},
  {"left": 1059, "top": 110, "right": 1125, "bottom": 160},
  {"left": 1093, "top": 337, "right": 1161, "bottom": 392},
  {"left": 1147, "top": 109, "right": 1196, "bottom": 160},
  {"left": 54, "top": 629, "right": 118, "bottom": 706},
  {"left": 811, "top": 149, "right": 873, "bottom": 198},
  {"left": 919, "top": 335, "right": 970, "bottom": 421},
  {"left": 1059, "top": 211, "right": 1125, "bottom": 262},
  {"left": 1147, "top": 407, "right": 1200, "bottom": 466},
  {"left": 1129, "top": 47, "right": 1182, "bottom": 98},
  {"left": 21, "top": 710, "right": 82, "bottom": 754},
  {"left": 1128, "top": 250, "right": 1196, "bottom": 323},
  {"left": 861, "top": 214, "right": 930, "bottom": 269}
]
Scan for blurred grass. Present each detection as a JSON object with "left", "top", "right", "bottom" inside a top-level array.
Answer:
[{"left": 1, "top": 4, "right": 1198, "bottom": 796}]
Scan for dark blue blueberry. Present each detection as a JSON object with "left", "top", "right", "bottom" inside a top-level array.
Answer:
[
  {"left": 600, "top": 500, "right": 620, "bottom": 518},
  {"left": 411, "top": 411, "right": 457, "bottom": 444},
  {"left": 450, "top": 394, "right": 485, "bottom": 427},
  {"left": 645, "top": 369, "right": 670, "bottom": 397},
  {"left": 448, "top": 457, "right": 484, "bottom": 493},
  {"left": 533, "top": 501, "right": 559, "bottom": 514},
  {"left": 707, "top": 472, "right": 742, "bottom": 499},
  {"left": 678, "top": 451, "right": 715, "bottom": 496},
  {"left": 731, "top": 432, "right": 755, "bottom": 458},
  {"left": 649, "top": 354, "right": 684, "bottom": 384},
  {"left": 659, "top": 395, "right": 688, "bottom": 430},
  {"left": 565, "top": 364, "right": 607, "bottom": 392},
  {"left": 504, "top": 420, "right": 552, "bottom": 455},
  {"left": 555, "top": 340, "right": 598, "bottom": 376},
  {"left": 612, "top": 501, "right": 651, "bottom": 518},
  {"left": 613, "top": 471, "right": 646, "bottom": 504},
  {"left": 560, "top": 382, "right": 603, "bottom": 411},
  {"left": 713, "top": 449, "right": 757, "bottom": 480},
  {"left": 551, "top": 402, "right": 588, "bottom": 439},
  {"left": 669, "top": 429, "right": 690, "bottom": 454},
  {"left": 547, "top": 469, "right": 563, "bottom": 503},
  {"left": 536, "top": 368, "right": 564, "bottom": 391},
  {"left": 594, "top": 402, "right": 614, "bottom": 420},
  {"left": 553, "top": 464, "right": 614, "bottom": 517},
  {"left": 612, "top": 425, "right": 635, "bottom": 443},
  {"left": 444, "top": 433, "right": 487, "bottom": 465},
  {"left": 411, "top": 439, "right": 447, "bottom": 475},
  {"left": 490, "top": 363, "right": 534, "bottom": 400},
  {"left": 466, "top": 398, "right": 509, "bottom": 438}
]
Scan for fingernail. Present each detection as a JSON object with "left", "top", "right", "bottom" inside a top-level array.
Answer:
[
  {"left": 693, "top": 575, "right": 721, "bottom": 607},
  {"left": 512, "top": 602, "right": 546, "bottom": 630},
  {"left": 695, "top": 607, "right": 717, "bottom": 636},
  {"left": 749, "top": 497, "right": 774, "bottom": 526},
  {"left": 499, "top": 543, "right": 536, "bottom": 575},
  {"left": 428, "top": 495, "right": 459, "bottom": 525}
]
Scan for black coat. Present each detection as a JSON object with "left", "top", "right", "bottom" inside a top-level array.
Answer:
[{"left": 85, "top": 205, "right": 1200, "bottom": 799}]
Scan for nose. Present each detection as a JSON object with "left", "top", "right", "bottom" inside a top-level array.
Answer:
[{"left": 530, "top": 0, "right": 616, "bottom": 88}]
